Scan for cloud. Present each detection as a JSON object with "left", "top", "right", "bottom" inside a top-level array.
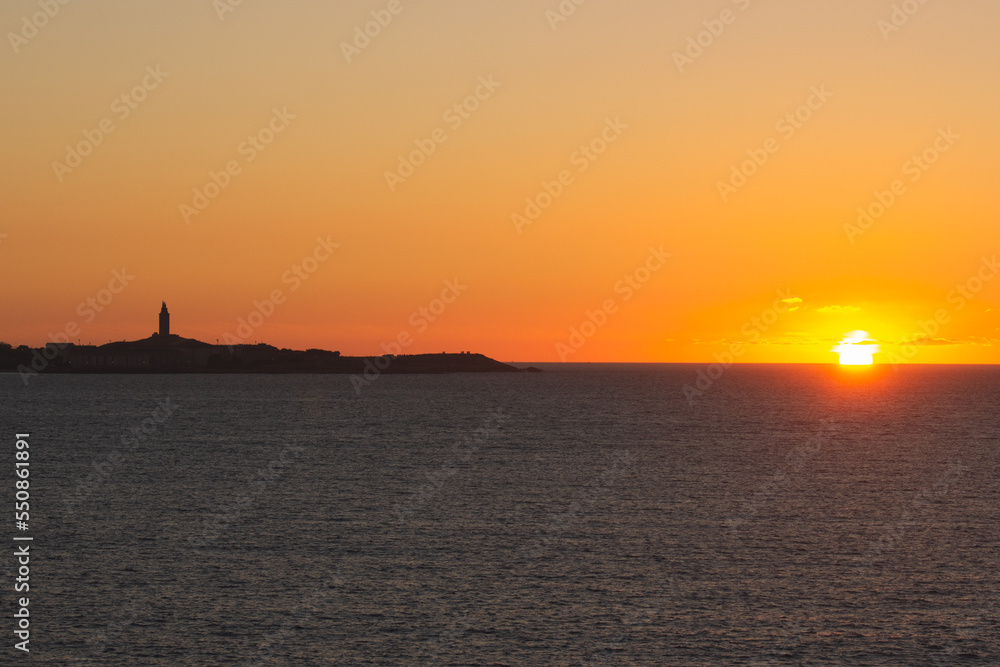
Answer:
[
  {"left": 780, "top": 296, "right": 803, "bottom": 312},
  {"left": 839, "top": 330, "right": 875, "bottom": 345},
  {"left": 891, "top": 336, "right": 991, "bottom": 347},
  {"left": 914, "top": 337, "right": 963, "bottom": 346},
  {"left": 921, "top": 336, "right": 1000, "bottom": 347},
  {"left": 816, "top": 305, "right": 861, "bottom": 314}
]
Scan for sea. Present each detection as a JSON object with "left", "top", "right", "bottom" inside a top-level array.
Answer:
[{"left": 3, "top": 363, "right": 998, "bottom": 665}]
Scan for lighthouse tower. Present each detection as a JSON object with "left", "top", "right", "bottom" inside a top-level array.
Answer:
[{"left": 159, "top": 302, "right": 170, "bottom": 337}]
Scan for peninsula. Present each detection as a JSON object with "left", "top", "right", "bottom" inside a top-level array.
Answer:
[{"left": 1, "top": 303, "right": 536, "bottom": 376}]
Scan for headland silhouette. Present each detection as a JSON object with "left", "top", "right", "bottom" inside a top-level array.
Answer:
[{"left": 1, "top": 302, "right": 537, "bottom": 376}]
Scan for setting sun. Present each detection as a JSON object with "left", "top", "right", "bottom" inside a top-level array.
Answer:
[{"left": 833, "top": 331, "right": 880, "bottom": 365}]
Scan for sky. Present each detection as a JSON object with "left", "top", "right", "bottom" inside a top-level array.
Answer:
[{"left": 2, "top": 0, "right": 998, "bottom": 363}]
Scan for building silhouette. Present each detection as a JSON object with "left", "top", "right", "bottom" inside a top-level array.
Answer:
[
  {"left": 15, "top": 300, "right": 517, "bottom": 375},
  {"left": 55, "top": 302, "right": 228, "bottom": 369},
  {"left": 159, "top": 302, "right": 170, "bottom": 337},
  {"left": 36, "top": 302, "right": 349, "bottom": 372}
]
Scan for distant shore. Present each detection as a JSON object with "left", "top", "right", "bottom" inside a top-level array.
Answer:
[{"left": 0, "top": 342, "right": 538, "bottom": 376}]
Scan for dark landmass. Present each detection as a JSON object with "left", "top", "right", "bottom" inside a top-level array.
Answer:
[{"left": 0, "top": 338, "right": 536, "bottom": 376}]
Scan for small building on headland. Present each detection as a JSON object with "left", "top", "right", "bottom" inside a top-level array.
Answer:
[
  {"left": 158, "top": 301, "right": 170, "bottom": 336},
  {"left": 3, "top": 303, "right": 522, "bottom": 375},
  {"left": 58, "top": 302, "right": 278, "bottom": 370}
]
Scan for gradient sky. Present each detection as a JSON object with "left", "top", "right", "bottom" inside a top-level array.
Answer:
[{"left": 2, "top": 0, "right": 998, "bottom": 363}]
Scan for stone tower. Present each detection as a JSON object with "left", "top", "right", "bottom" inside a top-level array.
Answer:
[{"left": 159, "top": 302, "right": 170, "bottom": 336}]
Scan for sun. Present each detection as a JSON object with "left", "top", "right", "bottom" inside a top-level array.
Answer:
[
  {"left": 837, "top": 346, "right": 876, "bottom": 365},
  {"left": 833, "top": 330, "right": 880, "bottom": 365}
]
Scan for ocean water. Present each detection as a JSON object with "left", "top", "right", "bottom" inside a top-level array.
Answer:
[{"left": 3, "top": 364, "right": 999, "bottom": 665}]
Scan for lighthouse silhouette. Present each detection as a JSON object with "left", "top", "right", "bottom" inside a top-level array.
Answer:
[{"left": 159, "top": 302, "right": 170, "bottom": 337}]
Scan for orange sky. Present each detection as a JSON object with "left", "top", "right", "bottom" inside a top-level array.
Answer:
[{"left": 2, "top": 0, "right": 998, "bottom": 363}]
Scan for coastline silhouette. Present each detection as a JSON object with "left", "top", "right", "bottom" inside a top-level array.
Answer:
[{"left": 1, "top": 302, "right": 535, "bottom": 376}]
